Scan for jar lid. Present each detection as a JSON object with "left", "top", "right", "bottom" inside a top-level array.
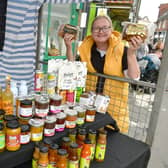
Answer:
[
  {"left": 89, "top": 129, "right": 97, "bottom": 135},
  {"left": 0, "top": 109, "right": 5, "bottom": 115},
  {"left": 3, "top": 114, "right": 18, "bottom": 121},
  {"left": 43, "top": 138, "right": 53, "bottom": 145},
  {"left": 78, "top": 129, "right": 87, "bottom": 135},
  {"left": 62, "top": 136, "right": 70, "bottom": 142},
  {"left": 50, "top": 94, "right": 62, "bottom": 100},
  {"left": 0, "top": 123, "right": 4, "bottom": 130},
  {"left": 84, "top": 139, "right": 91, "bottom": 144},
  {"left": 6, "top": 121, "right": 20, "bottom": 129},
  {"left": 20, "top": 99, "right": 32, "bottom": 106},
  {"left": 86, "top": 105, "right": 96, "bottom": 111},
  {"left": 58, "top": 149, "right": 67, "bottom": 156},
  {"left": 70, "top": 143, "right": 78, "bottom": 149},
  {"left": 50, "top": 143, "right": 59, "bottom": 150},
  {"left": 65, "top": 109, "right": 77, "bottom": 116},
  {"left": 35, "top": 95, "right": 49, "bottom": 104},
  {"left": 40, "top": 146, "right": 48, "bottom": 153},
  {"left": 69, "top": 128, "right": 77, "bottom": 135},
  {"left": 74, "top": 106, "right": 86, "bottom": 113},
  {"left": 29, "top": 119, "right": 44, "bottom": 127},
  {"left": 20, "top": 124, "right": 30, "bottom": 132},
  {"left": 56, "top": 112, "right": 66, "bottom": 119}
]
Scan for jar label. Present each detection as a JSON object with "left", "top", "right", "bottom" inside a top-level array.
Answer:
[
  {"left": 44, "top": 128, "right": 55, "bottom": 136},
  {"left": 32, "top": 159, "right": 37, "bottom": 168},
  {"left": 20, "top": 133, "right": 30, "bottom": 144},
  {"left": 65, "top": 120, "right": 76, "bottom": 128},
  {"left": 55, "top": 124, "right": 65, "bottom": 132},
  {"left": 69, "top": 160, "right": 79, "bottom": 168},
  {"left": 95, "top": 143, "right": 106, "bottom": 161},
  {"left": 80, "top": 157, "right": 90, "bottom": 168},
  {"left": 49, "top": 105, "right": 61, "bottom": 113},
  {"left": 31, "top": 132, "right": 43, "bottom": 141},
  {"left": 0, "top": 134, "right": 5, "bottom": 149},
  {"left": 48, "top": 162, "right": 57, "bottom": 168},
  {"left": 35, "top": 108, "right": 48, "bottom": 117},
  {"left": 86, "top": 115, "right": 95, "bottom": 122},
  {"left": 37, "top": 163, "right": 48, "bottom": 168},
  {"left": 77, "top": 117, "right": 85, "bottom": 125},
  {"left": 20, "top": 107, "right": 32, "bottom": 117},
  {"left": 6, "top": 135, "right": 20, "bottom": 147}
]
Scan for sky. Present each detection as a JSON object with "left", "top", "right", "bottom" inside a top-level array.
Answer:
[{"left": 139, "top": 0, "right": 168, "bottom": 22}]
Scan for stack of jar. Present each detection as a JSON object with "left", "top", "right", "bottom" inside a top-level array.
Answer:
[{"left": 32, "top": 127, "right": 107, "bottom": 168}]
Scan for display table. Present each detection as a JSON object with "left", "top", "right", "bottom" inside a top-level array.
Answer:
[{"left": 0, "top": 113, "right": 150, "bottom": 168}]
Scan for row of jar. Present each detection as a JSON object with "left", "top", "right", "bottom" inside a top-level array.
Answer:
[{"left": 32, "top": 128, "right": 107, "bottom": 168}]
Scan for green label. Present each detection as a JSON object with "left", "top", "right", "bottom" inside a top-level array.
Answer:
[
  {"left": 69, "top": 160, "right": 79, "bottom": 168},
  {"left": 95, "top": 144, "right": 106, "bottom": 161},
  {"left": 0, "top": 134, "right": 5, "bottom": 149},
  {"left": 32, "top": 159, "right": 37, "bottom": 168},
  {"left": 80, "top": 157, "right": 90, "bottom": 168},
  {"left": 90, "top": 144, "right": 96, "bottom": 160},
  {"left": 48, "top": 162, "right": 56, "bottom": 168}
]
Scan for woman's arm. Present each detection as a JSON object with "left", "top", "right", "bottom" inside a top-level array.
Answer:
[{"left": 126, "top": 36, "right": 142, "bottom": 79}]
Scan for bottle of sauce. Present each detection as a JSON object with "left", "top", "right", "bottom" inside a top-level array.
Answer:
[
  {"left": 61, "top": 136, "right": 71, "bottom": 153},
  {"left": 0, "top": 123, "right": 5, "bottom": 152},
  {"left": 68, "top": 128, "right": 77, "bottom": 143},
  {"left": 48, "top": 143, "right": 59, "bottom": 168},
  {"left": 37, "top": 146, "right": 49, "bottom": 168},
  {"left": 68, "top": 143, "right": 79, "bottom": 168},
  {"left": 85, "top": 106, "right": 96, "bottom": 122},
  {"left": 32, "top": 141, "right": 41, "bottom": 168},
  {"left": 20, "top": 124, "right": 30, "bottom": 145},
  {"left": 79, "top": 139, "right": 91, "bottom": 168},
  {"left": 88, "top": 129, "right": 97, "bottom": 160},
  {"left": 95, "top": 129, "right": 107, "bottom": 162},
  {"left": 6, "top": 120, "right": 21, "bottom": 151},
  {"left": 57, "top": 149, "right": 68, "bottom": 168},
  {"left": 2, "top": 76, "right": 14, "bottom": 115},
  {"left": 55, "top": 112, "right": 66, "bottom": 132}
]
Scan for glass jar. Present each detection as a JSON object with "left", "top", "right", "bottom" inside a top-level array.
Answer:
[
  {"left": 65, "top": 109, "right": 77, "bottom": 129},
  {"left": 44, "top": 115, "right": 56, "bottom": 137},
  {"left": 85, "top": 106, "right": 96, "bottom": 122},
  {"left": 35, "top": 95, "right": 49, "bottom": 118},
  {"left": 61, "top": 137, "right": 71, "bottom": 153},
  {"left": 0, "top": 123, "right": 5, "bottom": 152},
  {"left": 55, "top": 112, "right": 66, "bottom": 132},
  {"left": 57, "top": 149, "right": 68, "bottom": 168},
  {"left": 68, "top": 128, "right": 77, "bottom": 143},
  {"left": 74, "top": 106, "right": 86, "bottom": 125},
  {"left": 49, "top": 94, "right": 62, "bottom": 114},
  {"left": 0, "top": 109, "right": 5, "bottom": 123},
  {"left": 20, "top": 124, "right": 30, "bottom": 145},
  {"left": 19, "top": 99, "right": 33, "bottom": 118},
  {"left": 29, "top": 118, "right": 44, "bottom": 141},
  {"left": 6, "top": 121, "right": 21, "bottom": 151}
]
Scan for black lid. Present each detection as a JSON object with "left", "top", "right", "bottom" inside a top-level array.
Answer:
[
  {"left": 0, "top": 123, "right": 4, "bottom": 130},
  {"left": 20, "top": 124, "right": 30, "bottom": 132},
  {"left": 58, "top": 149, "right": 67, "bottom": 155},
  {"left": 78, "top": 129, "right": 87, "bottom": 135},
  {"left": 40, "top": 146, "right": 48, "bottom": 153},
  {"left": 34, "top": 141, "right": 44, "bottom": 148},
  {"left": 0, "top": 109, "right": 5, "bottom": 115},
  {"left": 84, "top": 139, "right": 91, "bottom": 144},
  {"left": 43, "top": 138, "right": 53, "bottom": 145},
  {"left": 3, "top": 115, "right": 18, "bottom": 121},
  {"left": 62, "top": 137, "right": 70, "bottom": 142},
  {"left": 69, "top": 128, "right": 77, "bottom": 135},
  {"left": 70, "top": 143, "right": 78, "bottom": 149},
  {"left": 20, "top": 99, "right": 32, "bottom": 106},
  {"left": 88, "top": 129, "right": 97, "bottom": 134},
  {"left": 6, "top": 120, "right": 20, "bottom": 129},
  {"left": 50, "top": 143, "right": 59, "bottom": 150}
]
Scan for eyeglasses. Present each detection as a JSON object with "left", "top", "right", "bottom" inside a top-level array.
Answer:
[{"left": 92, "top": 26, "right": 111, "bottom": 33}]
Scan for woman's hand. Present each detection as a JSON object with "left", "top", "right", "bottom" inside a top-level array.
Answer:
[{"left": 63, "top": 33, "right": 74, "bottom": 49}]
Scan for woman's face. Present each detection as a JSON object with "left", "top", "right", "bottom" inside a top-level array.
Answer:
[{"left": 91, "top": 18, "right": 112, "bottom": 44}]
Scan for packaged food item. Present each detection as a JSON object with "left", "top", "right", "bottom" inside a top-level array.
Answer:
[
  {"left": 58, "top": 24, "right": 78, "bottom": 40},
  {"left": 20, "top": 124, "right": 30, "bottom": 145},
  {"left": 122, "top": 22, "right": 148, "bottom": 42}
]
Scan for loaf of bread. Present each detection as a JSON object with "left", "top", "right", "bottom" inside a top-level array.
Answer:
[
  {"left": 58, "top": 24, "right": 78, "bottom": 40},
  {"left": 122, "top": 23, "right": 148, "bottom": 42}
]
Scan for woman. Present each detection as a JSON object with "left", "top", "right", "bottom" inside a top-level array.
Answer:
[{"left": 63, "top": 15, "right": 142, "bottom": 133}]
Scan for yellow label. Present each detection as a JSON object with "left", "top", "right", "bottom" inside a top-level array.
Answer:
[
  {"left": 80, "top": 157, "right": 90, "bottom": 168},
  {"left": 69, "top": 160, "right": 79, "bottom": 168},
  {"left": 95, "top": 144, "right": 106, "bottom": 161}
]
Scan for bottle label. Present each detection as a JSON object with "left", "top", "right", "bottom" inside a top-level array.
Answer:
[
  {"left": 6, "top": 134, "right": 20, "bottom": 147},
  {"left": 32, "top": 159, "right": 37, "bottom": 168},
  {"left": 2, "top": 100, "right": 13, "bottom": 115},
  {"left": 49, "top": 105, "right": 61, "bottom": 114},
  {"left": 48, "top": 162, "right": 56, "bottom": 168},
  {"left": 69, "top": 160, "right": 79, "bottom": 168},
  {"left": 0, "top": 134, "right": 5, "bottom": 149},
  {"left": 80, "top": 157, "right": 90, "bottom": 168},
  {"left": 20, "top": 107, "right": 32, "bottom": 117},
  {"left": 37, "top": 163, "right": 48, "bottom": 168},
  {"left": 95, "top": 143, "right": 106, "bottom": 161},
  {"left": 55, "top": 123, "right": 65, "bottom": 132},
  {"left": 90, "top": 144, "right": 96, "bottom": 160},
  {"left": 65, "top": 120, "right": 76, "bottom": 128},
  {"left": 86, "top": 115, "right": 95, "bottom": 122},
  {"left": 35, "top": 108, "right": 48, "bottom": 117},
  {"left": 76, "top": 117, "right": 85, "bottom": 125}
]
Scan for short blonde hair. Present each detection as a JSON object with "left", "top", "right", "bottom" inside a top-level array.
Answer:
[{"left": 91, "top": 15, "right": 113, "bottom": 31}]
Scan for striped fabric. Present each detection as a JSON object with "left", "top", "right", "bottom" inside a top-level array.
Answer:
[{"left": 0, "top": 0, "right": 91, "bottom": 91}]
